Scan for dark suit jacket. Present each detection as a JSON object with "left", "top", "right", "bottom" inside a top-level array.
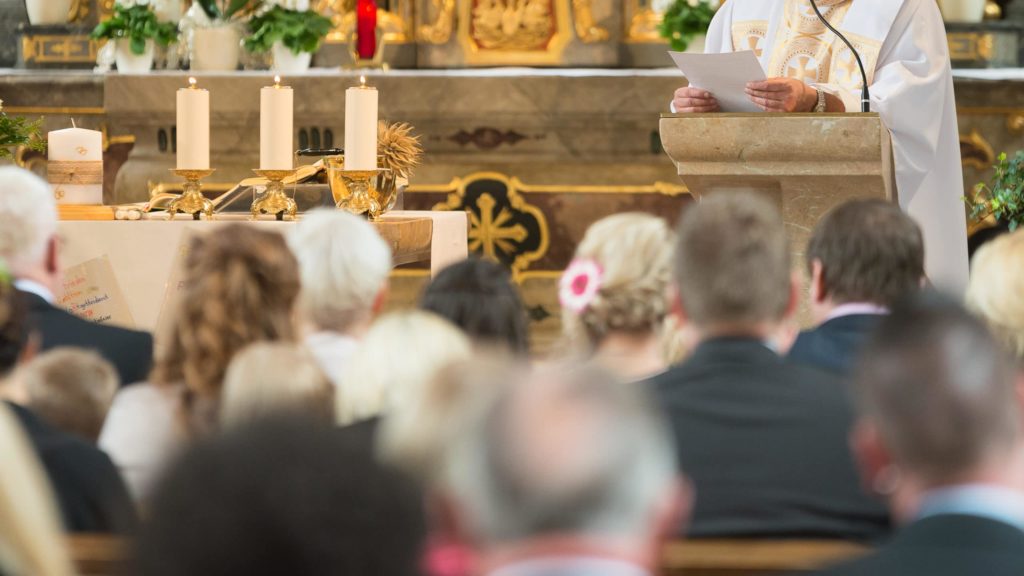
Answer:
[
  {"left": 7, "top": 402, "right": 137, "bottom": 534},
  {"left": 788, "top": 314, "right": 882, "bottom": 376},
  {"left": 815, "top": 514, "right": 1024, "bottom": 575},
  {"left": 649, "top": 337, "right": 890, "bottom": 541},
  {"left": 19, "top": 289, "right": 154, "bottom": 386}
]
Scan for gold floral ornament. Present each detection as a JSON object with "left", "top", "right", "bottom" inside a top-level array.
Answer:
[{"left": 377, "top": 121, "right": 422, "bottom": 179}]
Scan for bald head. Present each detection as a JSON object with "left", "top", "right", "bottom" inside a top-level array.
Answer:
[
  {"left": 442, "top": 361, "right": 678, "bottom": 544},
  {"left": 854, "top": 296, "right": 1021, "bottom": 485}
]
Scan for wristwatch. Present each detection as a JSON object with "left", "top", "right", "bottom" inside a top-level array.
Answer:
[{"left": 813, "top": 88, "right": 827, "bottom": 113}]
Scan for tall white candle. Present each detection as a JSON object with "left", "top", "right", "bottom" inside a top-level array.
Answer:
[
  {"left": 176, "top": 77, "right": 210, "bottom": 170},
  {"left": 260, "top": 75, "right": 294, "bottom": 170},
  {"left": 344, "top": 76, "right": 378, "bottom": 171},
  {"left": 48, "top": 124, "right": 103, "bottom": 205}
]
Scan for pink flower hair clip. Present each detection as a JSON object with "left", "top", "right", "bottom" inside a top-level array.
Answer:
[{"left": 560, "top": 259, "right": 604, "bottom": 314}]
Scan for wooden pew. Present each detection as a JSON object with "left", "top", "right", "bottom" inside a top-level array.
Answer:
[
  {"left": 68, "top": 535, "right": 868, "bottom": 576},
  {"left": 662, "top": 539, "right": 869, "bottom": 575},
  {"left": 68, "top": 534, "right": 129, "bottom": 576}
]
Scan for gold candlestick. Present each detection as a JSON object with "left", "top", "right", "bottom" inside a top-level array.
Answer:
[
  {"left": 167, "top": 169, "right": 215, "bottom": 220},
  {"left": 251, "top": 169, "right": 298, "bottom": 221},
  {"left": 329, "top": 165, "right": 385, "bottom": 220}
]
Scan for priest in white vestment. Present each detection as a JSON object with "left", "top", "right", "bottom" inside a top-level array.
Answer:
[{"left": 671, "top": 0, "right": 969, "bottom": 293}]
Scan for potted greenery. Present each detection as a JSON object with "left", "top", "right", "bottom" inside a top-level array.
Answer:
[
  {"left": 91, "top": 1, "right": 178, "bottom": 74},
  {"left": 965, "top": 151, "right": 1024, "bottom": 233},
  {"left": 244, "top": 1, "right": 332, "bottom": 73},
  {"left": 183, "top": 0, "right": 263, "bottom": 71},
  {"left": 0, "top": 100, "right": 45, "bottom": 159},
  {"left": 657, "top": 0, "right": 717, "bottom": 53}
]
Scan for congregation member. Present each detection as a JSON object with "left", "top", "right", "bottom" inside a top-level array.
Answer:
[
  {"left": 966, "top": 229, "right": 1024, "bottom": 364},
  {"left": 789, "top": 199, "right": 925, "bottom": 375},
  {"left": 0, "top": 166, "right": 153, "bottom": 386},
  {"left": 816, "top": 297, "right": 1024, "bottom": 575},
  {"left": 652, "top": 191, "right": 889, "bottom": 539},
  {"left": 338, "top": 311, "right": 471, "bottom": 460},
  {"left": 288, "top": 209, "right": 392, "bottom": 387},
  {"left": 671, "top": 0, "right": 968, "bottom": 293},
  {"left": 136, "top": 419, "right": 426, "bottom": 576},
  {"left": 100, "top": 224, "right": 300, "bottom": 502},
  {"left": 0, "top": 259, "right": 136, "bottom": 534},
  {"left": 220, "top": 343, "right": 335, "bottom": 429},
  {"left": 0, "top": 403, "right": 76, "bottom": 576},
  {"left": 559, "top": 213, "right": 674, "bottom": 381},
  {"left": 20, "top": 348, "right": 119, "bottom": 443},
  {"left": 420, "top": 258, "right": 530, "bottom": 356},
  {"left": 437, "top": 361, "right": 686, "bottom": 576}
]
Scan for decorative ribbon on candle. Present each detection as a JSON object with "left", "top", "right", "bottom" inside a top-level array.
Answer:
[
  {"left": 356, "top": 0, "right": 377, "bottom": 59},
  {"left": 47, "top": 161, "right": 104, "bottom": 185}
]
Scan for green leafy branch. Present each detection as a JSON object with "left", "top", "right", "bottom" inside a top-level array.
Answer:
[
  {"left": 197, "top": 0, "right": 263, "bottom": 22},
  {"left": 965, "top": 150, "right": 1024, "bottom": 232},
  {"left": 0, "top": 104, "right": 45, "bottom": 159},
  {"left": 91, "top": 4, "right": 178, "bottom": 55},
  {"left": 658, "top": 0, "right": 716, "bottom": 52},
  {"left": 244, "top": 5, "right": 333, "bottom": 55}
]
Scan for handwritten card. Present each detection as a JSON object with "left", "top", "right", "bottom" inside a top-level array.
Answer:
[{"left": 59, "top": 255, "right": 135, "bottom": 328}]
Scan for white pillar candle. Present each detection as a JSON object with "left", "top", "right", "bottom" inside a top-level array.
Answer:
[
  {"left": 260, "top": 75, "right": 294, "bottom": 170},
  {"left": 344, "top": 76, "right": 378, "bottom": 171},
  {"left": 176, "top": 77, "right": 210, "bottom": 170},
  {"left": 48, "top": 124, "right": 104, "bottom": 205}
]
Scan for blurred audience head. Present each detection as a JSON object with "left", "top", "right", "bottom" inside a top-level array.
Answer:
[
  {"left": 221, "top": 343, "right": 334, "bottom": 429},
  {"left": 673, "top": 192, "right": 795, "bottom": 336},
  {"left": 807, "top": 199, "right": 925, "bottom": 323},
  {"left": 137, "top": 420, "right": 426, "bottom": 576},
  {"left": 0, "top": 404, "right": 76, "bottom": 576},
  {"left": 20, "top": 348, "right": 118, "bottom": 442},
  {"left": 852, "top": 296, "right": 1022, "bottom": 516},
  {"left": 288, "top": 209, "right": 392, "bottom": 335},
  {"left": 0, "top": 167, "right": 58, "bottom": 288},
  {"left": 0, "top": 259, "right": 29, "bottom": 379},
  {"left": 560, "top": 214, "right": 673, "bottom": 371},
  {"left": 340, "top": 310, "right": 472, "bottom": 428},
  {"left": 153, "top": 225, "right": 299, "bottom": 435},
  {"left": 439, "top": 362, "right": 685, "bottom": 564},
  {"left": 420, "top": 258, "right": 530, "bottom": 356},
  {"left": 967, "top": 229, "right": 1024, "bottom": 364}
]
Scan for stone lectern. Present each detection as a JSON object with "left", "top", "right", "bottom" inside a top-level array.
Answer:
[{"left": 659, "top": 113, "right": 896, "bottom": 263}]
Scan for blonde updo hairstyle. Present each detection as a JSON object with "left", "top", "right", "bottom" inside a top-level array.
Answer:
[
  {"left": 152, "top": 225, "right": 300, "bottom": 435},
  {"left": 967, "top": 229, "right": 1024, "bottom": 362},
  {"left": 562, "top": 213, "right": 674, "bottom": 351}
]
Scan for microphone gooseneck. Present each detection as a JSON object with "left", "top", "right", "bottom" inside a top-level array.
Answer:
[{"left": 807, "top": 0, "right": 871, "bottom": 113}]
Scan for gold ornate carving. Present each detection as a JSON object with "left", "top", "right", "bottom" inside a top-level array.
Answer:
[
  {"left": 319, "top": 0, "right": 413, "bottom": 43},
  {"left": 1008, "top": 114, "right": 1024, "bottom": 136},
  {"left": 458, "top": 0, "right": 572, "bottom": 64},
  {"left": 572, "top": 0, "right": 609, "bottom": 43},
  {"left": 419, "top": 0, "right": 457, "bottom": 43},
  {"left": 21, "top": 35, "right": 104, "bottom": 64},
  {"left": 959, "top": 129, "right": 995, "bottom": 171},
  {"left": 409, "top": 177, "right": 689, "bottom": 196},
  {"left": 69, "top": 0, "right": 90, "bottom": 23},
  {"left": 625, "top": 8, "right": 662, "bottom": 43},
  {"left": 948, "top": 32, "right": 995, "bottom": 61}
]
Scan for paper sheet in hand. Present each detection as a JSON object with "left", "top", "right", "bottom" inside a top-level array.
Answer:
[{"left": 669, "top": 50, "right": 767, "bottom": 113}]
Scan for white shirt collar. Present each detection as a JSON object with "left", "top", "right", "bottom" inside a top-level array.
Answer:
[
  {"left": 825, "top": 302, "right": 889, "bottom": 322},
  {"left": 14, "top": 278, "right": 55, "bottom": 304}
]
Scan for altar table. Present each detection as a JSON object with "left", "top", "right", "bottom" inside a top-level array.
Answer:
[{"left": 56, "top": 210, "right": 468, "bottom": 332}]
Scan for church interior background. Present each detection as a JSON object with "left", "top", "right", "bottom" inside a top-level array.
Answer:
[{"left": 0, "top": 0, "right": 1022, "bottom": 351}]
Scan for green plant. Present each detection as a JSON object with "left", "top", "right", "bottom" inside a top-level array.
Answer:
[
  {"left": 197, "top": 0, "right": 263, "bottom": 22},
  {"left": 244, "top": 5, "right": 333, "bottom": 54},
  {"left": 91, "top": 3, "right": 178, "bottom": 55},
  {"left": 0, "top": 100, "right": 45, "bottom": 159},
  {"left": 658, "top": 0, "right": 716, "bottom": 52},
  {"left": 965, "top": 150, "right": 1024, "bottom": 231}
]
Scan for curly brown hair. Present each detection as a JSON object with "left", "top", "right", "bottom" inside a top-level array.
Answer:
[{"left": 152, "top": 225, "right": 300, "bottom": 435}]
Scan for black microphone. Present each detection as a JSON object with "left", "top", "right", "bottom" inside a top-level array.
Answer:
[{"left": 808, "top": 0, "right": 871, "bottom": 113}]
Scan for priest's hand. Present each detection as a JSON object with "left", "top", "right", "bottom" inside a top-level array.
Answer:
[
  {"left": 672, "top": 87, "right": 720, "bottom": 113},
  {"left": 745, "top": 78, "right": 817, "bottom": 112}
]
